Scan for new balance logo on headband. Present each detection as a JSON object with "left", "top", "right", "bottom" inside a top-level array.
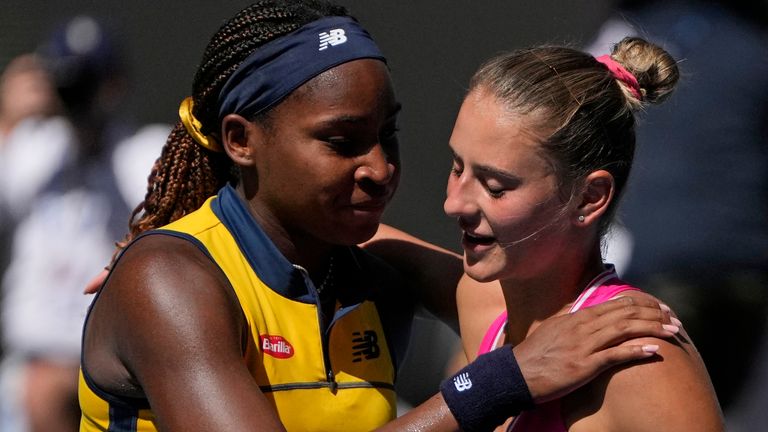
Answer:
[{"left": 318, "top": 28, "right": 348, "bottom": 51}]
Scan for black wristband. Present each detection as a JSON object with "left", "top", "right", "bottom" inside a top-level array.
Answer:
[{"left": 439, "top": 345, "right": 533, "bottom": 432}]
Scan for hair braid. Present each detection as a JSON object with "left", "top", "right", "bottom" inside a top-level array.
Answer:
[{"left": 112, "top": 0, "right": 348, "bottom": 264}]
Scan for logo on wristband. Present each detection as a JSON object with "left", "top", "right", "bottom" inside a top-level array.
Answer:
[{"left": 453, "top": 372, "right": 473, "bottom": 391}]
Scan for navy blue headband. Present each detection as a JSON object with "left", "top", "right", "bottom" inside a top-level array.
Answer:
[{"left": 217, "top": 16, "right": 386, "bottom": 121}]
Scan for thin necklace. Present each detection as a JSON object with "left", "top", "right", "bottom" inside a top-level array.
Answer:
[{"left": 316, "top": 255, "right": 335, "bottom": 295}]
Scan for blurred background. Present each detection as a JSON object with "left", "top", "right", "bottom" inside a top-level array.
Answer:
[
  {"left": 0, "top": 0, "right": 624, "bottom": 251},
  {"left": 1, "top": 1, "right": 766, "bottom": 431}
]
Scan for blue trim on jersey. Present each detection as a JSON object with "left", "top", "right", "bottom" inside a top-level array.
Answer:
[
  {"left": 212, "top": 184, "right": 314, "bottom": 302},
  {"left": 145, "top": 230, "right": 216, "bottom": 261},
  {"left": 80, "top": 366, "right": 150, "bottom": 411},
  {"left": 108, "top": 406, "right": 138, "bottom": 432},
  {"left": 206, "top": 186, "right": 409, "bottom": 369}
]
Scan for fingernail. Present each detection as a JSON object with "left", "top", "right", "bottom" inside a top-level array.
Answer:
[
  {"left": 662, "top": 324, "right": 679, "bottom": 333},
  {"left": 671, "top": 317, "right": 683, "bottom": 327},
  {"left": 642, "top": 344, "right": 660, "bottom": 354},
  {"left": 613, "top": 295, "right": 632, "bottom": 304},
  {"left": 660, "top": 303, "right": 671, "bottom": 313}
]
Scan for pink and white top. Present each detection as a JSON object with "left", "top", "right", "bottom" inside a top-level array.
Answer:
[{"left": 477, "top": 266, "right": 640, "bottom": 432}]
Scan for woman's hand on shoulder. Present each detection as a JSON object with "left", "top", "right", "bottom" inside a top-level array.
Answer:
[
  {"left": 83, "top": 268, "right": 108, "bottom": 294},
  {"left": 563, "top": 291, "right": 725, "bottom": 432}
]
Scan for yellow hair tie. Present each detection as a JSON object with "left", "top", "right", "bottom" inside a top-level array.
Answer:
[{"left": 178, "top": 97, "right": 222, "bottom": 152}]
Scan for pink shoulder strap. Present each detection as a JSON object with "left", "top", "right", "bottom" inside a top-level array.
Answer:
[
  {"left": 477, "top": 310, "right": 508, "bottom": 356},
  {"left": 569, "top": 269, "right": 639, "bottom": 312},
  {"left": 477, "top": 267, "right": 640, "bottom": 356}
]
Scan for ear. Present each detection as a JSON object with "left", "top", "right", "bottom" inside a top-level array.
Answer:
[
  {"left": 220, "top": 113, "right": 264, "bottom": 167},
  {"left": 573, "top": 170, "right": 615, "bottom": 227}
]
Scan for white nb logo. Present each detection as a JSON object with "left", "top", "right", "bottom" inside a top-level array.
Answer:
[
  {"left": 453, "top": 372, "right": 472, "bottom": 392},
  {"left": 318, "top": 28, "right": 347, "bottom": 51}
]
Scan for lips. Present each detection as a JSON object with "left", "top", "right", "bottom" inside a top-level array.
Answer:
[
  {"left": 350, "top": 190, "right": 392, "bottom": 211},
  {"left": 351, "top": 198, "right": 388, "bottom": 211},
  {"left": 463, "top": 231, "right": 495, "bottom": 246}
]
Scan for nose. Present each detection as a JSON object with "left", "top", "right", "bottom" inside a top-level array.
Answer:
[
  {"left": 443, "top": 172, "right": 476, "bottom": 218},
  {"left": 355, "top": 143, "right": 397, "bottom": 185}
]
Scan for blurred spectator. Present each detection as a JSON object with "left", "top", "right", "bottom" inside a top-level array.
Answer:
[
  {"left": 0, "top": 54, "right": 58, "bottom": 138},
  {"left": 586, "top": 0, "right": 768, "bottom": 428},
  {"left": 0, "top": 15, "right": 167, "bottom": 432},
  {"left": 0, "top": 54, "right": 66, "bottom": 294},
  {"left": 0, "top": 111, "right": 71, "bottom": 223}
]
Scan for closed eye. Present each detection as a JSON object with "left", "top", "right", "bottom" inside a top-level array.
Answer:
[{"left": 450, "top": 151, "right": 464, "bottom": 176}]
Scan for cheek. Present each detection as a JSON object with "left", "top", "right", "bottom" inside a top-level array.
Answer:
[
  {"left": 487, "top": 197, "right": 561, "bottom": 240},
  {"left": 487, "top": 211, "right": 527, "bottom": 239},
  {"left": 314, "top": 163, "right": 359, "bottom": 200}
]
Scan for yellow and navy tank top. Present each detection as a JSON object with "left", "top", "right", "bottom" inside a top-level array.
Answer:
[{"left": 79, "top": 185, "right": 412, "bottom": 431}]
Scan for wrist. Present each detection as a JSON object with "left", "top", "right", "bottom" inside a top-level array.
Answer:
[{"left": 439, "top": 345, "right": 533, "bottom": 432}]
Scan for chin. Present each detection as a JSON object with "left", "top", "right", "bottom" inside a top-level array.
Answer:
[
  {"left": 337, "top": 223, "right": 380, "bottom": 247},
  {"left": 463, "top": 259, "right": 505, "bottom": 283}
]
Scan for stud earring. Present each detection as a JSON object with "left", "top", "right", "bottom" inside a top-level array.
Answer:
[{"left": 578, "top": 215, "right": 585, "bottom": 223}]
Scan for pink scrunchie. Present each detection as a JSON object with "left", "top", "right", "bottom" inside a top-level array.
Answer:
[{"left": 596, "top": 54, "right": 642, "bottom": 101}]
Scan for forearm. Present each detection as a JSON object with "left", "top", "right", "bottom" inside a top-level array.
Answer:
[
  {"left": 376, "top": 394, "right": 459, "bottom": 432},
  {"left": 380, "top": 346, "right": 530, "bottom": 432},
  {"left": 362, "top": 224, "right": 463, "bottom": 330}
]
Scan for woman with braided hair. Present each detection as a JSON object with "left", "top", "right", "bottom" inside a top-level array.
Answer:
[{"left": 79, "top": 2, "right": 682, "bottom": 430}]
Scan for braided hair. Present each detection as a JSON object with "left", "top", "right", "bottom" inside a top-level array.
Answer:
[{"left": 114, "top": 0, "right": 349, "bottom": 258}]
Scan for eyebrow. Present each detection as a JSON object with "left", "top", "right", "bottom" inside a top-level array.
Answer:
[
  {"left": 476, "top": 164, "right": 522, "bottom": 183},
  {"left": 317, "top": 103, "right": 402, "bottom": 127},
  {"left": 450, "top": 149, "right": 522, "bottom": 182}
]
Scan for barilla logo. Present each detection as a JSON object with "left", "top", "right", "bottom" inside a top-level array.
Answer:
[{"left": 260, "top": 335, "right": 294, "bottom": 359}]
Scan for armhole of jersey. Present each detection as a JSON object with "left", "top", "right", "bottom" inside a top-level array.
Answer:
[
  {"left": 144, "top": 229, "right": 216, "bottom": 261},
  {"left": 79, "top": 229, "right": 218, "bottom": 410},
  {"left": 375, "top": 293, "right": 413, "bottom": 376},
  {"left": 347, "top": 247, "right": 414, "bottom": 376},
  {"left": 80, "top": 365, "right": 150, "bottom": 410}
]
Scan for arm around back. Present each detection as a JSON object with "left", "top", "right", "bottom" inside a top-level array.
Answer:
[{"left": 362, "top": 224, "right": 464, "bottom": 332}]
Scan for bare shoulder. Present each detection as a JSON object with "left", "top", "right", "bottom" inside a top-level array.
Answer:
[
  {"left": 92, "top": 234, "right": 241, "bottom": 332},
  {"left": 456, "top": 273, "right": 505, "bottom": 361},
  {"left": 83, "top": 234, "right": 286, "bottom": 428},
  {"left": 563, "top": 291, "right": 725, "bottom": 432},
  {"left": 83, "top": 233, "right": 244, "bottom": 397}
]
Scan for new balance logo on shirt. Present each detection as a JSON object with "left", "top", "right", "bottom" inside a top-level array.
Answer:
[
  {"left": 352, "top": 330, "right": 380, "bottom": 362},
  {"left": 453, "top": 372, "right": 472, "bottom": 391},
  {"left": 319, "top": 28, "right": 348, "bottom": 50}
]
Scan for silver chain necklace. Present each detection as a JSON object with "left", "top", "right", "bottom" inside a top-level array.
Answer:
[{"left": 316, "top": 255, "right": 335, "bottom": 295}]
